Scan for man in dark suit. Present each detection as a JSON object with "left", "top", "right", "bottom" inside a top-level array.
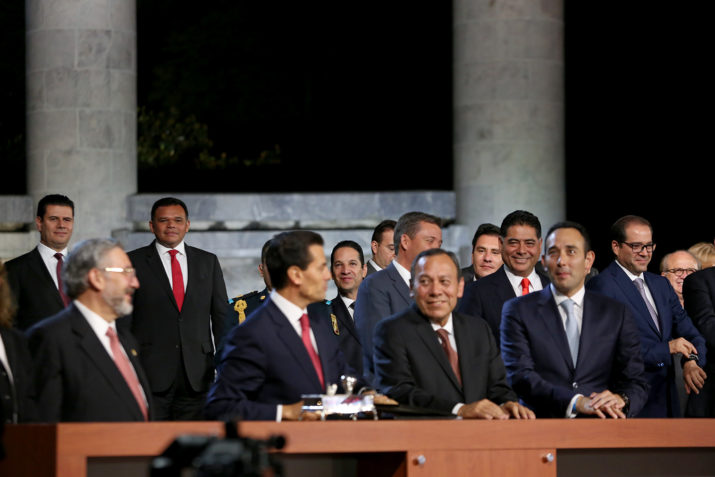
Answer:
[
  {"left": 682, "top": 265, "right": 715, "bottom": 416},
  {"left": 124, "top": 197, "right": 228, "bottom": 420},
  {"left": 587, "top": 215, "right": 707, "bottom": 417},
  {"left": 5, "top": 194, "right": 75, "bottom": 331},
  {"left": 461, "top": 223, "right": 502, "bottom": 283},
  {"left": 354, "top": 211, "right": 443, "bottom": 383},
  {"left": 457, "top": 210, "right": 550, "bottom": 347},
  {"left": 205, "top": 231, "right": 380, "bottom": 421},
  {"left": 374, "top": 248, "right": 533, "bottom": 419},
  {"left": 501, "top": 221, "right": 649, "bottom": 418},
  {"left": 366, "top": 219, "right": 396, "bottom": 276},
  {"left": 26, "top": 238, "right": 151, "bottom": 422},
  {"left": 328, "top": 240, "right": 367, "bottom": 376}
]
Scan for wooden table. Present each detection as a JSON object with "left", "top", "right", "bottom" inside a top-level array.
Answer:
[{"left": 2, "top": 419, "right": 715, "bottom": 476}]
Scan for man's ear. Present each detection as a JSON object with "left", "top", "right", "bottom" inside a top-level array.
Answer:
[
  {"left": 87, "top": 268, "right": 104, "bottom": 291},
  {"left": 286, "top": 265, "right": 302, "bottom": 286}
]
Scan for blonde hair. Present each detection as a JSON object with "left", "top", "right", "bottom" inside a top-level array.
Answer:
[
  {"left": 0, "top": 261, "right": 17, "bottom": 328},
  {"left": 688, "top": 242, "right": 715, "bottom": 269}
]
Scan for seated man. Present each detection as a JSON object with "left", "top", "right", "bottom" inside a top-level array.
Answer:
[
  {"left": 205, "top": 231, "right": 381, "bottom": 421},
  {"left": 501, "top": 221, "right": 649, "bottom": 418},
  {"left": 373, "top": 248, "right": 533, "bottom": 419}
]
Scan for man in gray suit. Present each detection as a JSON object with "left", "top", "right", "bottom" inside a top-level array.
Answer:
[{"left": 354, "top": 211, "right": 442, "bottom": 383}]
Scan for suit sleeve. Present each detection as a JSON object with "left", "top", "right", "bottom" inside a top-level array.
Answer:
[
  {"left": 209, "top": 254, "right": 230, "bottom": 352},
  {"left": 354, "top": 277, "right": 391, "bottom": 381},
  {"left": 26, "top": 326, "right": 63, "bottom": 422},
  {"left": 610, "top": 306, "right": 650, "bottom": 417},
  {"left": 481, "top": 318, "right": 519, "bottom": 405},
  {"left": 203, "top": 325, "right": 278, "bottom": 421},
  {"left": 666, "top": 282, "right": 707, "bottom": 366},
  {"left": 500, "top": 299, "right": 575, "bottom": 416},
  {"left": 683, "top": 272, "right": 715, "bottom": 353},
  {"left": 456, "top": 281, "right": 482, "bottom": 319},
  {"left": 373, "top": 318, "right": 459, "bottom": 413}
]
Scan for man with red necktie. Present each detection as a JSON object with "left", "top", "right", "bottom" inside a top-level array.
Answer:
[
  {"left": 27, "top": 238, "right": 152, "bottom": 422},
  {"left": 457, "top": 210, "right": 550, "bottom": 348},
  {"left": 205, "top": 230, "right": 379, "bottom": 421},
  {"left": 124, "top": 197, "right": 229, "bottom": 421},
  {"left": 5, "top": 194, "right": 75, "bottom": 331}
]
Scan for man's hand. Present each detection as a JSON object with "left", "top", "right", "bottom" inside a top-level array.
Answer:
[
  {"left": 372, "top": 394, "right": 399, "bottom": 405},
  {"left": 281, "top": 401, "right": 320, "bottom": 421},
  {"left": 683, "top": 360, "right": 707, "bottom": 394},
  {"left": 669, "top": 337, "right": 697, "bottom": 356},
  {"left": 500, "top": 401, "right": 536, "bottom": 419},
  {"left": 577, "top": 391, "right": 626, "bottom": 419},
  {"left": 458, "top": 399, "right": 509, "bottom": 420}
]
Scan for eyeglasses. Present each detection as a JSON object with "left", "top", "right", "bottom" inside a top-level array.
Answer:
[
  {"left": 664, "top": 268, "right": 697, "bottom": 277},
  {"left": 102, "top": 267, "right": 136, "bottom": 276},
  {"left": 620, "top": 242, "right": 655, "bottom": 253}
]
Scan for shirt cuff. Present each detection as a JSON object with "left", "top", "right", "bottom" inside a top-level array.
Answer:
[
  {"left": 452, "top": 403, "right": 465, "bottom": 416},
  {"left": 276, "top": 404, "right": 283, "bottom": 422},
  {"left": 566, "top": 394, "right": 583, "bottom": 418}
]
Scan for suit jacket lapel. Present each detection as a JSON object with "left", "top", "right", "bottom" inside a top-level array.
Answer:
[
  {"left": 414, "top": 307, "right": 462, "bottom": 391},
  {"left": 538, "top": 289, "right": 576, "bottom": 369},
  {"left": 70, "top": 305, "right": 144, "bottom": 420},
  {"left": 333, "top": 297, "right": 359, "bottom": 342},
  {"left": 30, "top": 247, "right": 65, "bottom": 308},
  {"left": 386, "top": 263, "right": 412, "bottom": 307},
  {"left": 184, "top": 245, "right": 199, "bottom": 304},
  {"left": 609, "top": 263, "right": 661, "bottom": 336},
  {"left": 144, "top": 242, "right": 178, "bottom": 309},
  {"left": 266, "top": 300, "right": 323, "bottom": 390},
  {"left": 495, "top": 267, "right": 517, "bottom": 303},
  {"left": 644, "top": 274, "right": 666, "bottom": 333}
]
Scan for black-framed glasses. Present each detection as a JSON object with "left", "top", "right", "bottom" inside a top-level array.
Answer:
[
  {"left": 664, "top": 268, "right": 697, "bottom": 277},
  {"left": 621, "top": 242, "right": 655, "bottom": 253}
]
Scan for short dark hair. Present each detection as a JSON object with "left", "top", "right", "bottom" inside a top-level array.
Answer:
[
  {"left": 37, "top": 194, "right": 74, "bottom": 218},
  {"left": 500, "top": 210, "right": 542, "bottom": 239},
  {"left": 371, "top": 219, "right": 396, "bottom": 243},
  {"left": 260, "top": 239, "right": 272, "bottom": 264},
  {"left": 151, "top": 197, "right": 189, "bottom": 221},
  {"left": 409, "top": 248, "right": 461, "bottom": 288},
  {"left": 266, "top": 230, "right": 324, "bottom": 290},
  {"left": 471, "top": 223, "right": 501, "bottom": 251},
  {"left": 393, "top": 212, "right": 442, "bottom": 256},
  {"left": 545, "top": 221, "right": 592, "bottom": 253},
  {"left": 610, "top": 215, "right": 653, "bottom": 243},
  {"left": 331, "top": 240, "right": 365, "bottom": 267}
]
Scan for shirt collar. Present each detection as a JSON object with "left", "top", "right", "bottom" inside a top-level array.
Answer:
[
  {"left": 368, "top": 259, "right": 382, "bottom": 271},
  {"left": 430, "top": 313, "right": 455, "bottom": 334},
  {"left": 155, "top": 240, "right": 186, "bottom": 256},
  {"left": 550, "top": 283, "right": 586, "bottom": 308},
  {"left": 38, "top": 242, "right": 68, "bottom": 259},
  {"left": 270, "top": 289, "right": 307, "bottom": 323},
  {"left": 503, "top": 265, "right": 541, "bottom": 289},
  {"left": 615, "top": 260, "right": 643, "bottom": 281},
  {"left": 74, "top": 300, "right": 117, "bottom": 336},
  {"left": 392, "top": 259, "right": 411, "bottom": 286},
  {"left": 339, "top": 295, "right": 355, "bottom": 310}
]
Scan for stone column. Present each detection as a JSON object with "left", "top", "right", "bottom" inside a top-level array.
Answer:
[
  {"left": 453, "top": 0, "right": 564, "bottom": 236},
  {"left": 25, "top": 0, "right": 137, "bottom": 242}
]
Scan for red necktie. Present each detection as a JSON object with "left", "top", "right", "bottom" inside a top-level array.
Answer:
[
  {"left": 299, "top": 313, "right": 324, "bottom": 390},
  {"left": 168, "top": 249, "right": 184, "bottom": 311},
  {"left": 106, "top": 327, "right": 148, "bottom": 421},
  {"left": 54, "top": 253, "right": 70, "bottom": 306},
  {"left": 520, "top": 277, "right": 531, "bottom": 296},
  {"left": 436, "top": 328, "right": 462, "bottom": 386}
]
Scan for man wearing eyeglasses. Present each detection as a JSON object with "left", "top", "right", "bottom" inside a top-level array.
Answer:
[
  {"left": 660, "top": 251, "right": 700, "bottom": 308},
  {"left": 26, "top": 239, "right": 152, "bottom": 422},
  {"left": 587, "top": 215, "right": 707, "bottom": 417}
]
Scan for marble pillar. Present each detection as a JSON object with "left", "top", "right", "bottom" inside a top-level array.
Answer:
[
  {"left": 453, "top": 0, "right": 564, "bottom": 236},
  {"left": 25, "top": 0, "right": 137, "bottom": 242}
]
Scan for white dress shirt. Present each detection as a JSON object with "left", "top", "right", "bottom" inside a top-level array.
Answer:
[
  {"left": 504, "top": 266, "right": 544, "bottom": 296},
  {"left": 615, "top": 260, "right": 659, "bottom": 315},
  {"left": 550, "top": 285, "right": 585, "bottom": 418},
  {"left": 37, "top": 242, "right": 68, "bottom": 290},
  {"left": 155, "top": 240, "right": 188, "bottom": 291},
  {"left": 392, "top": 259, "right": 411, "bottom": 288},
  {"left": 340, "top": 295, "right": 356, "bottom": 319}
]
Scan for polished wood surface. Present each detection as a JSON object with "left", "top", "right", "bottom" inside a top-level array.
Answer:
[{"left": 1, "top": 419, "right": 714, "bottom": 477}]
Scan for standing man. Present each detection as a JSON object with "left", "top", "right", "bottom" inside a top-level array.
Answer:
[
  {"left": 501, "top": 222, "right": 648, "bottom": 418},
  {"left": 373, "top": 249, "right": 534, "bottom": 419},
  {"left": 682, "top": 264, "right": 715, "bottom": 416},
  {"left": 587, "top": 215, "right": 707, "bottom": 417},
  {"left": 125, "top": 197, "right": 229, "bottom": 420},
  {"left": 660, "top": 250, "right": 700, "bottom": 307},
  {"left": 26, "top": 238, "right": 151, "bottom": 422},
  {"left": 5, "top": 194, "right": 75, "bottom": 330},
  {"left": 461, "top": 223, "right": 502, "bottom": 282},
  {"left": 366, "top": 219, "right": 396, "bottom": 276},
  {"left": 354, "top": 211, "right": 443, "bottom": 382},
  {"left": 329, "top": 240, "right": 368, "bottom": 376},
  {"left": 457, "top": 210, "right": 550, "bottom": 347},
  {"left": 205, "top": 231, "right": 372, "bottom": 421}
]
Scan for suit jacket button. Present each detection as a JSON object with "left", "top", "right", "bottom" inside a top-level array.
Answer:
[{"left": 572, "top": 382, "right": 578, "bottom": 389}]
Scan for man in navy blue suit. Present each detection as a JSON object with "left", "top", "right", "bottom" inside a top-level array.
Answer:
[
  {"left": 457, "top": 210, "right": 550, "bottom": 348},
  {"left": 501, "top": 221, "right": 648, "bottom": 418},
  {"left": 354, "top": 211, "right": 443, "bottom": 383},
  {"left": 587, "top": 215, "right": 707, "bottom": 417},
  {"left": 205, "top": 231, "right": 377, "bottom": 421}
]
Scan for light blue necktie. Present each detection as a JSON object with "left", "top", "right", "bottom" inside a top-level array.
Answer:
[{"left": 561, "top": 299, "right": 579, "bottom": 366}]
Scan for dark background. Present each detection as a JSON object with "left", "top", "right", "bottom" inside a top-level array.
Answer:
[{"left": 1, "top": 2, "right": 711, "bottom": 271}]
